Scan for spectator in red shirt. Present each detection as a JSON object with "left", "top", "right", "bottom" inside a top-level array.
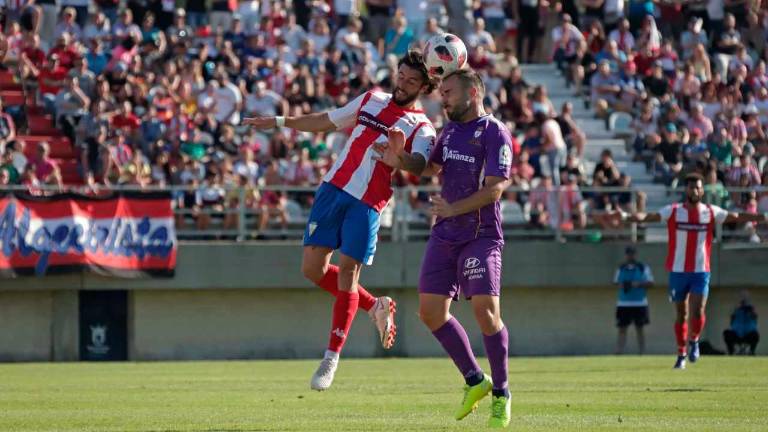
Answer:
[
  {"left": 48, "top": 33, "right": 81, "bottom": 70},
  {"left": 38, "top": 55, "right": 69, "bottom": 114},
  {"left": 19, "top": 34, "right": 46, "bottom": 80},
  {"left": 112, "top": 100, "right": 141, "bottom": 132}
]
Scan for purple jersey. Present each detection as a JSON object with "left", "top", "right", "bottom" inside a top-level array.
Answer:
[{"left": 429, "top": 114, "right": 513, "bottom": 243}]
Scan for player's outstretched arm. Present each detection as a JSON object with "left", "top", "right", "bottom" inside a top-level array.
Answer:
[
  {"left": 724, "top": 212, "right": 768, "bottom": 224},
  {"left": 610, "top": 210, "right": 662, "bottom": 224},
  {"left": 430, "top": 176, "right": 510, "bottom": 218},
  {"left": 242, "top": 112, "right": 338, "bottom": 133}
]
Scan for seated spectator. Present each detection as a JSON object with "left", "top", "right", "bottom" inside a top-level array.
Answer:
[
  {"left": 713, "top": 14, "right": 741, "bottom": 78},
  {"left": 655, "top": 123, "right": 683, "bottom": 183},
  {"left": 54, "top": 7, "right": 82, "bottom": 41},
  {"left": 500, "top": 190, "right": 528, "bottom": 225},
  {"left": 196, "top": 171, "right": 226, "bottom": 231},
  {"left": 79, "top": 125, "right": 110, "bottom": 187},
  {"left": 29, "top": 142, "right": 63, "bottom": 188},
  {"left": 54, "top": 75, "right": 90, "bottom": 144},
  {"left": 556, "top": 102, "right": 586, "bottom": 157},
  {"left": 643, "top": 61, "right": 671, "bottom": 102},
  {"left": 708, "top": 127, "right": 734, "bottom": 168},
  {"left": 245, "top": 81, "right": 287, "bottom": 118},
  {"left": 0, "top": 97, "right": 17, "bottom": 152},
  {"left": 257, "top": 159, "right": 288, "bottom": 237},
  {"left": 727, "top": 153, "right": 762, "bottom": 187},
  {"left": 703, "top": 164, "right": 730, "bottom": 207},
  {"left": 617, "top": 61, "right": 645, "bottom": 113},
  {"left": 1, "top": 148, "right": 20, "bottom": 185},
  {"left": 591, "top": 60, "right": 621, "bottom": 118},
  {"left": 529, "top": 175, "right": 557, "bottom": 230},
  {"left": 723, "top": 291, "right": 760, "bottom": 355},
  {"left": 466, "top": 17, "right": 496, "bottom": 53},
  {"left": 223, "top": 174, "right": 260, "bottom": 234},
  {"left": 686, "top": 103, "right": 714, "bottom": 138},
  {"left": 608, "top": 19, "right": 634, "bottom": 53},
  {"left": 680, "top": 17, "right": 707, "bottom": 61},
  {"left": 83, "top": 11, "right": 112, "bottom": 43},
  {"left": 682, "top": 128, "right": 709, "bottom": 166},
  {"left": 558, "top": 170, "right": 587, "bottom": 231},
  {"left": 382, "top": 15, "right": 414, "bottom": 58}
]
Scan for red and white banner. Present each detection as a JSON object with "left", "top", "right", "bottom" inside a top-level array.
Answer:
[{"left": 0, "top": 192, "right": 176, "bottom": 277}]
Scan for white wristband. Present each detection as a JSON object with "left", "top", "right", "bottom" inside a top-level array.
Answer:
[
  {"left": 275, "top": 116, "right": 285, "bottom": 128},
  {"left": 619, "top": 211, "right": 629, "bottom": 222}
]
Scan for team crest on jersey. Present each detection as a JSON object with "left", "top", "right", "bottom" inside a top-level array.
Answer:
[
  {"left": 469, "top": 126, "right": 484, "bottom": 146},
  {"left": 499, "top": 145, "right": 512, "bottom": 168}
]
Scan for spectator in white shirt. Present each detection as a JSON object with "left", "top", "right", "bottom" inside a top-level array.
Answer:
[
  {"left": 466, "top": 17, "right": 496, "bottom": 53},
  {"left": 245, "top": 81, "right": 287, "bottom": 118},
  {"left": 213, "top": 74, "right": 243, "bottom": 125}
]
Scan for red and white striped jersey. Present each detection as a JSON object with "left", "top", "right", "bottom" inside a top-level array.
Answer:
[
  {"left": 325, "top": 91, "right": 435, "bottom": 212},
  {"left": 660, "top": 203, "right": 729, "bottom": 273}
]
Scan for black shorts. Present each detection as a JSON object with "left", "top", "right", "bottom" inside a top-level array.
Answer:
[{"left": 616, "top": 306, "right": 649, "bottom": 328}]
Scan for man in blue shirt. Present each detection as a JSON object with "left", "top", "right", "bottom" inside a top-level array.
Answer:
[
  {"left": 613, "top": 246, "right": 654, "bottom": 354},
  {"left": 723, "top": 291, "right": 759, "bottom": 355}
]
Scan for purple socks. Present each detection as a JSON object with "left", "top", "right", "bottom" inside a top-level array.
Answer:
[
  {"left": 432, "top": 317, "right": 483, "bottom": 382},
  {"left": 483, "top": 325, "right": 509, "bottom": 395}
]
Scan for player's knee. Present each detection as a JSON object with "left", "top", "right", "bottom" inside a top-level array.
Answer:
[
  {"left": 301, "top": 262, "right": 325, "bottom": 284},
  {"left": 418, "top": 307, "right": 447, "bottom": 331}
]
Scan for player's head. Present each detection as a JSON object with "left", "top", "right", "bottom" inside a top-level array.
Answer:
[
  {"left": 440, "top": 68, "right": 485, "bottom": 122},
  {"left": 624, "top": 246, "right": 636, "bottom": 262},
  {"left": 394, "top": 50, "right": 436, "bottom": 106},
  {"left": 684, "top": 173, "right": 704, "bottom": 204}
]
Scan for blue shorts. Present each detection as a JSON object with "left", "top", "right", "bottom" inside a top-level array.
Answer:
[
  {"left": 668, "top": 272, "right": 710, "bottom": 303},
  {"left": 303, "top": 182, "right": 380, "bottom": 265}
]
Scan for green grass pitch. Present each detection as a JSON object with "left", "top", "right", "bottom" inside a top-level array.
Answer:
[{"left": 1, "top": 356, "right": 766, "bottom": 431}]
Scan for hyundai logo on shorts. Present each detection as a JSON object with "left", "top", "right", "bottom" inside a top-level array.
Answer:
[{"left": 464, "top": 257, "right": 480, "bottom": 269}]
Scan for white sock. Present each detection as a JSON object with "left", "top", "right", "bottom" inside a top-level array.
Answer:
[{"left": 324, "top": 349, "right": 340, "bottom": 361}]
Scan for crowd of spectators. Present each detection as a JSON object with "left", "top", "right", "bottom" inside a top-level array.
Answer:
[
  {"left": 0, "top": 0, "right": 765, "bottom": 238},
  {"left": 550, "top": 1, "right": 768, "bottom": 239}
]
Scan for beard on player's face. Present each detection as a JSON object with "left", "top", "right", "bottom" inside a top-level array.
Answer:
[
  {"left": 686, "top": 187, "right": 703, "bottom": 204},
  {"left": 445, "top": 98, "right": 472, "bottom": 122},
  {"left": 393, "top": 86, "right": 420, "bottom": 106}
]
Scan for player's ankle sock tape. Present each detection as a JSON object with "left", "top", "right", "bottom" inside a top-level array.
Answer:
[
  {"left": 492, "top": 388, "right": 510, "bottom": 398},
  {"left": 465, "top": 371, "right": 485, "bottom": 387}
]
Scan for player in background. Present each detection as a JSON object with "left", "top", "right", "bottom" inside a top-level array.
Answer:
[
  {"left": 612, "top": 173, "right": 768, "bottom": 369},
  {"left": 375, "top": 68, "right": 513, "bottom": 428},
  {"left": 243, "top": 51, "right": 437, "bottom": 390}
]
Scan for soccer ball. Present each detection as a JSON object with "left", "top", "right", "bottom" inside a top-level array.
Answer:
[{"left": 424, "top": 33, "right": 468, "bottom": 79}]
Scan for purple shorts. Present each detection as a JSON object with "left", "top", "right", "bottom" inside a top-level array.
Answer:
[{"left": 418, "top": 236, "right": 503, "bottom": 300}]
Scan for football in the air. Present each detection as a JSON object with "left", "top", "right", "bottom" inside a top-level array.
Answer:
[{"left": 424, "top": 33, "right": 468, "bottom": 79}]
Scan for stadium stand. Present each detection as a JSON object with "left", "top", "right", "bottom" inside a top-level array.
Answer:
[{"left": 0, "top": 0, "right": 765, "bottom": 241}]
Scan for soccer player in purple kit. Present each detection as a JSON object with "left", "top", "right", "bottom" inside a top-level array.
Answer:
[{"left": 375, "top": 68, "right": 513, "bottom": 427}]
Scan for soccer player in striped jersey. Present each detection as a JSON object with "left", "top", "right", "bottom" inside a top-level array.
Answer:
[
  {"left": 614, "top": 173, "right": 768, "bottom": 369},
  {"left": 243, "top": 51, "right": 437, "bottom": 390},
  {"left": 376, "top": 68, "right": 514, "bottom": 427}
]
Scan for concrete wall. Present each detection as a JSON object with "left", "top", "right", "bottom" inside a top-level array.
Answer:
[
  {"left": 0, "top": 242, "right": 766, "bottom": 361},
  {"left": 1, "top": 242, "right": 767, "bottom": 291},
  {"left": 127, "top": 285, "right": 766, "bottom": 360}
]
